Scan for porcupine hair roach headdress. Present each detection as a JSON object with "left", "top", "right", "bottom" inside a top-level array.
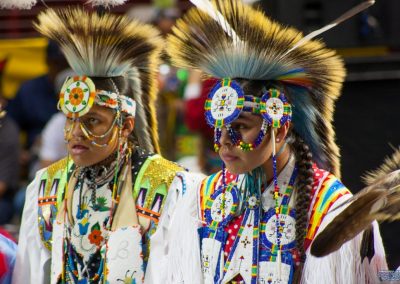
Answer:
[
  {"left": 34, "top": 6, "right": 163, "bottom": 153},
  {"left": 168, "top": 0, "right": 349, "bottom": 177}
]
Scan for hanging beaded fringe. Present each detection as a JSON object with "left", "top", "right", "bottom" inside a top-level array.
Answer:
[{"left": 271, "top": 128, "right": 283, "bottom": 280}]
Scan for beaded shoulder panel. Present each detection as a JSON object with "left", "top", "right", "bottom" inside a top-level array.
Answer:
[
  {"left": 199, "top": 170, "right": 238, "bottom": 221},
  {"left": 37, "top": 154, "right": 183, "bottom": 251},
  {"left": 304, "top": 166, "right": 351, "bottom": 250},
  {"left": 133, "top": 154, "right": 184, "bottom": 225},
  {"left": 37, "top": 157, "right": 72, "bottom": 251}
]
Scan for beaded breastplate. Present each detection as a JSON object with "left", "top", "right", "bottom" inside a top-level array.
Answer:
[{"left": 198, "top": 165, "right": 350, "bottom": 283}]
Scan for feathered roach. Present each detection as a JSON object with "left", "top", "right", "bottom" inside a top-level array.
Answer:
[
  {"left": 168, "top": 0, "right": 346, "bottom": 177},
  {"left": 34, "top": 7, "right": 163, "bottom": 153}
]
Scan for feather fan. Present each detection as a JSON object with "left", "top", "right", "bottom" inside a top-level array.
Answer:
[
  {"left": 311, "top": 147, "right": 400, "bottom": 257},
  {"left": 34, "top": 7, "right": 162, "bottom": 153}
]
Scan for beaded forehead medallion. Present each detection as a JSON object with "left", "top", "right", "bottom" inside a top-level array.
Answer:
[
  {"left": 205, "top": 79, "right": 244, "bottom": 128},
  {"left": 59, "top": 76, "right": 96, "bottom": 118}
]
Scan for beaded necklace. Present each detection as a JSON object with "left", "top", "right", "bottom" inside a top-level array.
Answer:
[{"left": 60, "top": 146, "right": 130, "bottom": 283}]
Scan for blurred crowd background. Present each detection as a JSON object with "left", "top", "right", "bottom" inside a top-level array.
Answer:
[{"left": 0, "top": 0, "right": 399, "bottom": 269}]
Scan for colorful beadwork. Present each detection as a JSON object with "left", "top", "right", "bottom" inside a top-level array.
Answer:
[
  {"left": 205, "top": 79, "right": 244, "bottom": 128},
  {"left": 214, "top": 128, "right": 222, "bottom": 152},
  {"left": 260, "top": 88, "right": 292, "bottom": 128},
  {"left": 261, "top": 206, "right": 297, "bottom": 252},
  {"left": 205, "top": 79, "right": 292, "bottom": 153},
  {"left": 242, "top": 95, "right": 262, "bottom": 114},
  {"left": 231, "top": 120, "right": 269, "bottom": 151},
  {"left": 59, "top": 76, "right": 96, "bottom": 118},
  {"left": 204, "top": 182, "right": 239, "bottom": 229},
  {"left": 96, "top": 90, "right": 136, "bottom": 117}
]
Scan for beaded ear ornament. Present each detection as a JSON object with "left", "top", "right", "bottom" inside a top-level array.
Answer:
[{"left": 204, "top": 79, "right": 292, "bottom": 152}]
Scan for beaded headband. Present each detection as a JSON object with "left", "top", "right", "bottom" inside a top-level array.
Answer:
[
  {"left": 59, "top": 76, "right": 136, "bottom": 118},
  {"left": 204, "top": 79, "right": 292, "bottom": 151},
  {"left": 95, "top": 90, "right": 136, "bottom": 117}
]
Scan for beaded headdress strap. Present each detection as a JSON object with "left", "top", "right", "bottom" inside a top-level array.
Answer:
[
  {"left": 59, "top": 76, "right": 136, "bottom": 119},
  {"left": 204, "top": 78, "right": 292, "bottom": 152}
]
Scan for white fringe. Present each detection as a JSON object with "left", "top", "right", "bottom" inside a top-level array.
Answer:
[
  {"left": 86, "top": 0, "right": 127, "bottom": 8},
  {"left": 166, "top": 173, "right": 204, "bottom": 284},
  {"left": 146, "top": 172, "right": 205, "bottom": 284},
  {"left": 0, "top": 0, "right": 37, "bottom": 9}
]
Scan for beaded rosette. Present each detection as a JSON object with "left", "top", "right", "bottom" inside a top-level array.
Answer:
[
  {"left": 59, "top": 76, "right": 96, "bottom": 118},
  {"left": 60, "top": 76, "right": 138, "bottom": 148},
  {"left": 260, "top": 88, "right": 291, "bottom": 129},
  {"left": 261, "top": 206, "right": 296, "bottom": 251},
  {"left": 204, "top": 183, "right": 239, "bottom": 228},
  {"left": 204, "top": 79, "right": 292, "bottom": 152}
]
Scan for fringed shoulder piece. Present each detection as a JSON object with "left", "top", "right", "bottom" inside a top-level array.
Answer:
[{"left": 133, "top": 155, "right": 184, "bottom": 225}]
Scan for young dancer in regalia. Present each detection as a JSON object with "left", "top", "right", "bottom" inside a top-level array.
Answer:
[
  {"left": 13, "top": 7, "right": 193, "bottom": 284},
  {"left": 147, "top": 1, "right": 387, "bottom": 283}
]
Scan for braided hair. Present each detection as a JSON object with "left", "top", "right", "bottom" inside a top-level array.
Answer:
[{"left": 289, "top": 132, "right": 314, "bottom": 283}]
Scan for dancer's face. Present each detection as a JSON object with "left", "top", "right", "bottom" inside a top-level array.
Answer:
[
  {"left": 64, "top": 104, "right": 134, "bottom": 167},
  {"left": 219, "top": 113, "right": 288, "bottom": 175}
]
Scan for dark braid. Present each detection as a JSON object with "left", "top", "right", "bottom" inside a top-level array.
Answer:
[{"left": 290, "top": 132, "right": 314, "bottom": 283}]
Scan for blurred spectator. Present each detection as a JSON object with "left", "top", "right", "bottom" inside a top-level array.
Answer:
[
  {"left": 8, "top": 42, "right": 68, "bottom": 218},
  {"left": 0, "top": 233, "right": 17, "bottom": 284},
  {"left": 0, "top": 59, "right": 20, "bottom": 225},
  {"left": 128, "top": 5, "right": 202, "bottom": 166},
  {"left": 7, "top": 40, "right": 68, "bottom": 151},
  {"left": 154, "top": 7, "right": 180, "bottom": 37},
  {"left": 184, "top": 75, "right": 221, "bottom": 174},
  {"left": 7, "top": 41, "right": 68, "bottom": 181},
  {"left": 137, "top": 6, "right": 201, "bottom": 162},
  {"left": 39, "top": 112, "right": 66, "bottom": 169},
  {"left": 38, "top": 68, "right": 73, "bottom": 169}
]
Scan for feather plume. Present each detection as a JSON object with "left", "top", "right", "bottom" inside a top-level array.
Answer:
[
  {"left": 126, "top": 68, "right": 154, "bottom": 153},
  {"left": 85, "top": 0, "right": 128, "bottom": 8},
  {"left": 363, "top": 147, "right": 400, "bottom": 185},
  {"left": 34, "top": 7, "right": 162, "bottom": 153},
  {"left": 168, "top": 0, "right": 345, "bottom": 177},
  {"left": 0, "top": 0, "right": 37, "bottom": 9},
  {"left": 284, "top": 0, "right": 375, "bottom": 57},
  {"left": 311, "top": 147, "right": 400, "bottom": 257},
  {"left": 189, "top": 0, "right": 241, "bottom": 45}
]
